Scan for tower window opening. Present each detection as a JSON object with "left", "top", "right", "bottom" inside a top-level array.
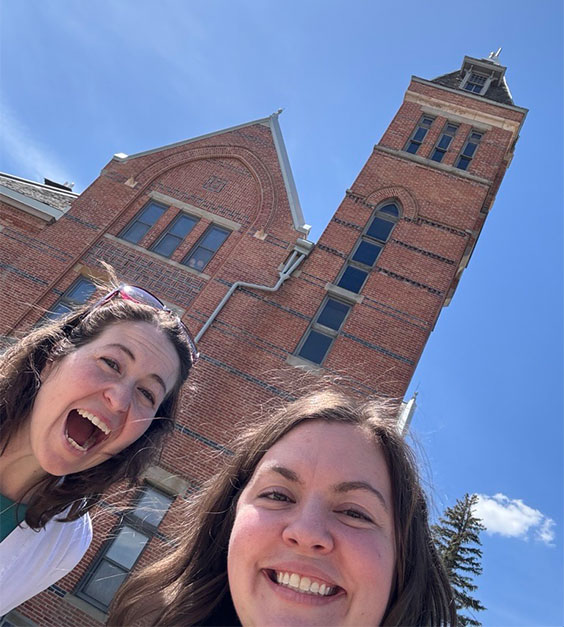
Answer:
[
  {"left": 430, "top": 123, "right": 459, "bottom": 163},
  {"left": 404, "top": 116, "right": 435, "bottom": 154},
  {"left": 455, "top": 131, "right": 483, "bottom": 171},
  {"left": 462, "top": 72, "right": 488, "bottom": 94}
]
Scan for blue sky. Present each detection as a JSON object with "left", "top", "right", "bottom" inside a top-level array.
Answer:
[{"left": 1, "top": 1, "right": 562, "bottom": 625}]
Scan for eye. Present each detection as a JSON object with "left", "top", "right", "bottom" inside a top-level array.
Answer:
[
  {"left": 259, "top": 490, "right": 293, "bottom": 503},
  {"left": 101, "top": 357, "right": 120, "bottom": 372},
  {"left": 139, "top": 387, "right": 156, "bottom": 406},
  {"left": 338, "top": 508, "right": 374, "bottom": 523}
]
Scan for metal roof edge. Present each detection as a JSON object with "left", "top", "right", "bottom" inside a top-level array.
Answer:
[
  {"left": 268, "top": 111, "right": 310, "bottom": 236},
  {"left": 0, "top": 172, "right": 78, "bottom": 198},
  {"left": 0, "top": 185, "right": 66, "bottom": 222},
  {"left": 111, "top": 116, "right": 275, "bottom": 162}
]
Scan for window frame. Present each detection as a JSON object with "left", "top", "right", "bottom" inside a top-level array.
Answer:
[
  {"left": 336, "top": 202, "right": 400, "bottom": 295},
  {"left": 118, "top": 200, "right": 168, "bottom": 245},
  {"left": 40, "top": 276, "right": 97, "bottom": 322},
  {"left": 455, "top": 130, "right": 483, "bottom": 171},
  {"left": 74, "top": 484, "right": 175, "bottom": 613},
  {"left": 403, "top": 115, "right": 435, "bottom": 155},
  {"left": 429, "top": 122, "right": 459, "bottom": 163},
  {"left": 149, "top": 211, "right": 199, "bottom": 258},
  {"left": 460, "top": 71, "right": 489, "bottom": 94},
  {"left": 181, "top": 223, "right": 231, "bottom": 272},
  {"left": 295, "top": 297, "right": 352, "bottom": 366}
]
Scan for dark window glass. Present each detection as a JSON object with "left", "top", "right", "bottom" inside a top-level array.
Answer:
[
  {"left": 366, "top": 217, "right": 395, "bottom": 242},
  {"left": 430, "top": 149, "right": 444, "bottom": 162},
  {"left": 412, "top": 127, "right": 427, "bottom": 142},
  {"left": 379, "top": 203, "right": 399, "bottom": 217},
  {"left": 421, "top": 116, "right": 434, "bottom": 127},
  {"left": 404, "top": 116, "right": 434, "bottom": 155},
  {"left": 151, "top": 214, "right": 198, "bottom": 258},
  {"left": 437, "top": 134, "right": 453, "bottom": 150},
  {"left": 105, "top": 527, "right": 149, "bottom": 568},
  {"left": 317, "top": 299, "right": 350, "bottom": 331},
  {"left": 405, "top": 142, "right": 419, "bottom": 154},
  {"left": 82, "top": 561, "right": 127, "bottom": 608},
  {"left": 133, "top": 487, "right": 174, "bottom": 527},
  {"left": 456, "top": 156, "right": 471, "bottom": 170},
  {"left": 121, "top": 202, "right": 166, "bottom": 244},
  {"left": 298, "top": 330, "right": 333, "bottom": 364},
  {"left": 44, "top": 277, "right": 96, "bottom": 321},
  {"left": 456, "top": 131, "right": 482, "bottom": 170},
  {"left": 338, "top": 265, "right": 368, "bottom": 293},
  {"left": 352, "top": 241, "right": 382, "bottom": 267},
  {"left": 182, "top": 225, "right": 230, "bottom": 272},
  {"left": 464, "top": 73, "right": 487, "bottom": 93}
]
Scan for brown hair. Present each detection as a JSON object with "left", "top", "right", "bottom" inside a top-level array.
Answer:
[
  {"left": 110, "top": 390, "right": 456, "bottom": 626},
  {"left": 0, "top": 287, "right": 194, "bottom": 529}
]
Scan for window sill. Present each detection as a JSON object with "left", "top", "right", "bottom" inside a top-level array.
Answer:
[
  {"left": 325, "top": 283, "right": 364, "bottom": 305},
  {"left": 104, "top": 234, "right": 211, "bottom": 280},
  {"left": 64, "top": 593, "right": 108, "bottom": 623},
  {"left": 286, "top": 354, "right": 324, "bottom": 374}
]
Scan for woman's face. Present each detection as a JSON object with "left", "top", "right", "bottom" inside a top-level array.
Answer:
[
  {"left": 227, "top": 421, "right": 396, "bottom": 627},
  {"left": 26, "top": 320, "right": 180, "bottom": 477}
]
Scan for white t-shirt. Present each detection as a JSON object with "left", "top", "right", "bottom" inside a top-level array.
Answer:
[{"left": 0, "top": 511, "right": 92, "bottom": 615}]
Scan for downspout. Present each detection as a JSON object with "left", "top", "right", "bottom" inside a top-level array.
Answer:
[{"left": 195, "top": 239, "right": 313, "bottom": 342}]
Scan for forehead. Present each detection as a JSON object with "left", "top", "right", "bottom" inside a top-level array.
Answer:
[
  {"left": 256, "top": 421, "right": 390, "bottom": 487},
  {"left": 88, "top": 321, "right": 180, "bottom": 390}
]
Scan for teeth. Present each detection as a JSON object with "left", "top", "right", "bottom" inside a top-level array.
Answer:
[
  {"left": 274, "top": 571, "right": 335, "bottom": 596},
  {"left": 77, "top": 409, "right": 111, "bottom": 434},
  {"left": 66, "top": 434, "right": 89, "bottom": 452}
]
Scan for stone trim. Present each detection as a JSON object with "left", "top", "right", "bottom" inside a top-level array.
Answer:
[
  {"left": 0, "top": 185, "right": 65, "bottom": 223},
  {"left": 286, "top": 354, "right": 324, "bottom": 373},
  {"left": 373, "top": 145, "right": 491, "bottom": 185},
  {"left": 325, "top": 282, "right": 365, "bottom": 304},
  {"left": 142, "top": 465, "right": 191, "bottom": 496},
  {"left": 63, "top": 593, "right": 107, "bottom": 623},
  {"left": 103, "top": 234, "right": 211, "bottom": 280},
  {"left": 149, "top": 191, "right": 242, "bottom": 231}
]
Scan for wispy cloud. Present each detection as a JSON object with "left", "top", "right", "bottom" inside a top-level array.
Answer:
[
  {"left": 0, "top": 101, "right": 76, "bottom": 187},
  {"left": 473, "top": 493, "right": 556, "bottom": 546}
]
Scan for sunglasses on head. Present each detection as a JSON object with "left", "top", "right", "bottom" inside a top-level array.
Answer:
[{"left": 91, "top": 284, "right": 199, "bottom": 365}]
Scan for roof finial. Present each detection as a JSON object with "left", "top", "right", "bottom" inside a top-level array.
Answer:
[
  {"left": 488, "top": 47, "right": 502, "bottom": 64},
  {"left": 271, "top": 108, "right": 284, "bottom": 118}
]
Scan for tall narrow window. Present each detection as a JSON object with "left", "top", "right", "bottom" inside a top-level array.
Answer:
[
  {"left": 337, "top": 202, "right": 399, "bottom": 294},
  {"left": 182, "top": 225, "right": 230, "bottom": 272},
  {"left": 76, "top": 485, "right": 174, "bottom": 612},
  {"left": 404, "top": 116, "right": 435, "bottom": 154},
  {"left": 430, "top": 123, "right": 458, "bottom": 163},
  {"left": 297, "top": 298, "right": 351, "bottom": 365},
  {"left": 455, "top": 131, "right": 483, "bottom": 171},
  {"left": 120, "top": 201, "right": 167, "bottom": 245},
  {"left": 462, "top": 73, "right": 488, "bottom": 94},
  {"left": 150, "top": 213, "right": 198, "bottom": 258},
  {"left": 43, "top": 277, "right": 96, "bottom": 320}
]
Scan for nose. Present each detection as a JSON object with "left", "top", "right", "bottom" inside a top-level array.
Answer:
[
  {"left": 281, "top": 500, "right": 334, "bottom": 554},
  {"left": 103, "top": 382, "right": 133, "bottom": 415}
]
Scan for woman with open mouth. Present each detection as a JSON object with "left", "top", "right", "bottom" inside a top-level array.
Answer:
[
  {"left": 110, "top": 390, "right": 456, "bottom": 626},
  {"left": 0, "top": 271, "right": 198, "bottom": 615}
]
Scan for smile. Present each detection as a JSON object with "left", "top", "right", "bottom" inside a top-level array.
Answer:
[
  {"left": 65, "top": 408, "right": 111, "bottom": 452},
  {"left": 267, "top": 570, "right": 339, "bottom": 597}
]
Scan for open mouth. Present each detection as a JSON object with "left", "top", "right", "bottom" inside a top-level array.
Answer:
[
  {"left": 65, "top": 409, "right": 111, "bottom": 452},
  {"left": 266, "top": 569, "right": 341, "bottom": 597}
]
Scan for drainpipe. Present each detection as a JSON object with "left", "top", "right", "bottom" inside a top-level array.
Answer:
[{"left": 195, "top": 239, "right": 313, "bottom": 342}]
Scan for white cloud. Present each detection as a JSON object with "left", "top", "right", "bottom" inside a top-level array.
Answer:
[
  {"left": 473, "top": 493, "right": 556, "bottom": 546},
  {"left": 0, "top": 102, "right": 73, "bottom": 186}
]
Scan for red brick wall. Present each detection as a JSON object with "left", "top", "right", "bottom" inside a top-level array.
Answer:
[{"left": 1, "top": 79, "right": 525, "bottom": 624}]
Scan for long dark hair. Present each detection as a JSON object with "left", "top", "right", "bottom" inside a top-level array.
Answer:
[
  {"left": 0, "top": 290, "right": 194, "bottom": 529},
  {"left": 109, "top": 390, "right": 456, "bottom": 626}
]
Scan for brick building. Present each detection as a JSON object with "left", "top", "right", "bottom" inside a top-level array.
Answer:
[{"left": 0, "top": 52, "right": 526, "bottom": 626}]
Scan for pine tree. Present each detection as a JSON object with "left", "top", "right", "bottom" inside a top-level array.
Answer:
[{"left": 432, "top": 493, "right": 486, "bottom": 626}]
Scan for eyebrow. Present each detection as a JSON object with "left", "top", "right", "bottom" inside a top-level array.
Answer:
[
  {"left": 107, "top": 343, "right": 167, "bottom": 394},
  {"left": 268, "top": 465, "right": 389, "bottom": 511}
]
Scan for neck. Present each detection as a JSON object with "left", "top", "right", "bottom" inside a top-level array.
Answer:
[{"left": 0, "top": 426, "right": 48, "bottom": 502}]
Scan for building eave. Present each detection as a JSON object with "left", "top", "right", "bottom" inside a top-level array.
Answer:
[{"left": 0, "top": 185, "right": 68, "bottom": 222}]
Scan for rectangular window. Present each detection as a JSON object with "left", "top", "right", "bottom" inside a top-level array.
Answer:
[
  {"left": 42, "top": 277, "right": 97, "bottom": 321},
  {"left": 455, "top": 131, "right": 483, "bottom": 171},
  {"left": 297, "top": 298, "right": 351, "bottom": 365},
  {"left": 150, "top": 213, "right": 198, "bottom": 258},
  {"left": 430, "top": 123, "right": 458, "bottom": 163},
  {"left": 404, "top": 116, "right": 435, "bottom": 154},
  {"left": 120, "top": 201, "right": 167, "bottom": 245},
  {"left": 463, "top": 73, "right": 488, "bottom": 94},
  {"left": 181, "top": 225, "right": 230, "bottom": 272},
  {"left": 76, "top": 485, "right": 174, "bottom": 612}
]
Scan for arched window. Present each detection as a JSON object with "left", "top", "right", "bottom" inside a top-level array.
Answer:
[{"left": 336, "top": 201, "right": 400, "bottom": 294}]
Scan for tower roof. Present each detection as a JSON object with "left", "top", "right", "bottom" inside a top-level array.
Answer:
[{"left": 430, "top": 52, "right": 515, "bottom": 106}]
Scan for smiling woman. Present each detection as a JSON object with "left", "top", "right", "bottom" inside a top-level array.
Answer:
[
  {"left": 0, "top": 275, "right": 197, "bottom": 615},
  {"left": 109, "top": 390, "right": 457, "bottom": 626}
]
